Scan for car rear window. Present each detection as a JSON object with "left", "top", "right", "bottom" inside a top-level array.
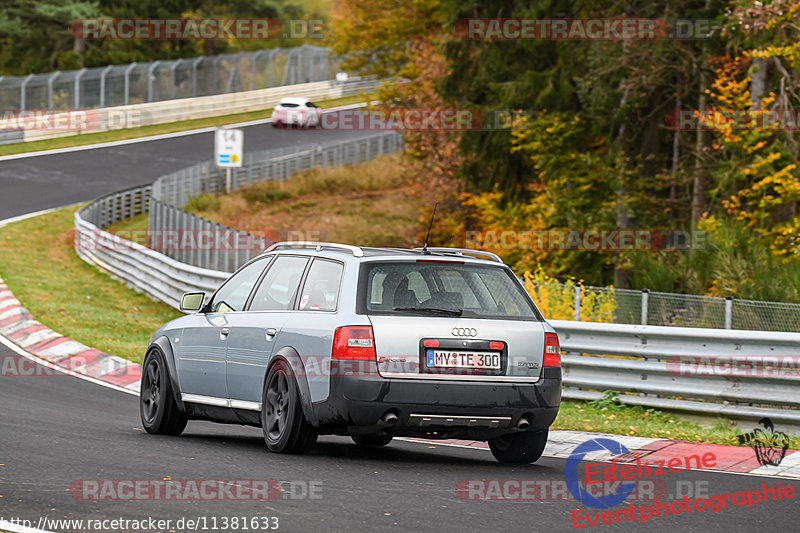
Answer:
[
  {"left": 357, "top": 261, "right": 542, "bottom": 320},
  {"left": 280, "top": 102, "right": 300, "bottom": 108}
]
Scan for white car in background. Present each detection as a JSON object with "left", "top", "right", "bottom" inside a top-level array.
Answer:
[{"left": 271, "top": 97, "right": 323, "bottom": 128}]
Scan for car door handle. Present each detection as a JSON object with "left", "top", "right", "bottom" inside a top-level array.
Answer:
[
  {"left": 265, "top": 328, "right": 277, "bottom": 340},
  {"left": 220, "top": 327, "right": 230, "bottom": 337}
]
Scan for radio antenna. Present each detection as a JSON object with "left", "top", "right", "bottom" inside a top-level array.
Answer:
[{"left": 422, "top": 202, "right": 438, "bottom": 254}]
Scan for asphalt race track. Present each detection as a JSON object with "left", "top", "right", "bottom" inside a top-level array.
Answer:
[
  {"left": 1, "top": 125, "right": 799, "bottom": 533},
  {"left": 1, "top": 349, "right": 799, "bottom": 533},
  {"left": 0, "top": 123, "right": 377, "bottom": 219}
]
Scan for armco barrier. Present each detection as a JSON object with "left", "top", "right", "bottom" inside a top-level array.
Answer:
[
  {"left": 555, "top": 319, "right": 800, "bottom": 431},
  {"left": 75, "top": 213, "right": 228, "bottom": 309}
]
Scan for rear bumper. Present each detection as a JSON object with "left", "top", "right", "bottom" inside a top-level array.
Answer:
[{"left": 311, "top": 365, "right": 561, "bottom": 439}]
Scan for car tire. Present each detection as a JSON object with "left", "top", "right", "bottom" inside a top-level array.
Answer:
[
  {"left": 261, "top": 358, "right": 318, "bottom": 454},
  {"left": 140, "top": 348, "right": 188, "bottom": 436},
  {"left": 351, "top": 434, "right": 393, "bottom": 447},
  {"left": 488, "top": 429, "right": 549, "bottom": 464}
]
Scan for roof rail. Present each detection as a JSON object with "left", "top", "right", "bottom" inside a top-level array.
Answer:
[
  {"left": 265, "top": 241, "right": 364, "bottom": 258},
  {"left": 411, "top": 247, "right": 504, "bottom": 263}
]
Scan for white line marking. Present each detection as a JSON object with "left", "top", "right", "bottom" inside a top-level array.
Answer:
[
  {"left": 0, "top": 206, "right": 65, "bottom": 228},
  {"left": 0, "top": 334, "right": 138, "bottom": 396}
]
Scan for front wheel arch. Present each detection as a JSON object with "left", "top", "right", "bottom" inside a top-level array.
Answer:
[{"left": 147, "top": 336, "right": 185, "bottom": 412}]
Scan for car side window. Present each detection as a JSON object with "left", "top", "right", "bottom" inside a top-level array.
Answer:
[
  {"left": 249, "top": 256, "right": 310, "bottom": 311},
  {"left": 298, "top": 259, "right": 343, "bottom": 311},
  {"left": 207, "top": 258, "right": 270, "bottom": 313}
]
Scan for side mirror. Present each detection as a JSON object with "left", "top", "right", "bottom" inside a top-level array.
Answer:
[{"left": 180, "top": 291, "right": 206, "bottom": 312}]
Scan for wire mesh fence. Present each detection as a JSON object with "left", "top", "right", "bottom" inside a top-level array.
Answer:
[
  {"left": 527, "top": 281, "right": 800, "bottom": 332},
  {"left": 0, "top": 45, "right": 338, "bottom": 111}
]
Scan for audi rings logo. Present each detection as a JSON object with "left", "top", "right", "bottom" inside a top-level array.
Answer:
[{"left": 452, "top": 327, "right": 477, "bottom": 337}]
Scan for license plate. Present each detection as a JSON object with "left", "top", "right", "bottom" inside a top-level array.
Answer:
[{"left": 426, "top": 350, "right": 501, "bottom": 370}]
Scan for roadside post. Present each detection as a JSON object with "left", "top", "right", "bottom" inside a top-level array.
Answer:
[{"left": 215, "top": 127, "right": 244, "bottom": 193}]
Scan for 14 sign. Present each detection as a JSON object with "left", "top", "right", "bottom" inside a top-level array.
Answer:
[{"left": 215, "top": 128, "right": 243, "bottom": 168}]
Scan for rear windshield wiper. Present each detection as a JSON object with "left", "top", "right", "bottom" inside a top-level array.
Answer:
[{"left": 392, "top": 307, "right": 463, "bottom": 316}]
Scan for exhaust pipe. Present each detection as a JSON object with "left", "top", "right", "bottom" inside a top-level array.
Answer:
[
  {"left": 382, "top": 412, "right": 399, "bottom": 425},
  {"left": 516, "top": 417, "right": 530, "bottom": 430}
]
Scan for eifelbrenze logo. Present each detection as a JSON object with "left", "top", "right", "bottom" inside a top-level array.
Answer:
[
  {"left": 738, "top": 418, "right": 790, "bottom": 467},
  {"left": 564, "top": 438, "right": 635, "bottom": 508}
]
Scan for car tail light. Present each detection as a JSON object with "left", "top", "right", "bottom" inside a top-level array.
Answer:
[
  {"left": 489, "top": 341, "right": 504, "bottom": 351},
  {"left": 333, "top": 326, "right": 376, "bottom": 361},
  {"left": 423, "top": 339, "right": 439, "bottom": 348},
  {"left": 543, "top": 332, "right": 561, "bottom": 367}
]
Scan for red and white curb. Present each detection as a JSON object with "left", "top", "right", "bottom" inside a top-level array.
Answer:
[
  {"left": 0, "top": 275, "right": 141, "bottom": 393},
  {"left": 402, "top": 431, "right": 800, "bottom": 479}
]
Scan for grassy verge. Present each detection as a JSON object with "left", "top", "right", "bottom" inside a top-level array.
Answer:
[
  {"left": 184, "top": 153, "right": 427, "bottom": 248},
  {"left": 0, "top": 206, "right": 180, "bottom": 364},
  {"left": 0, "top": 94, "right": 371, "bottom": 157}
]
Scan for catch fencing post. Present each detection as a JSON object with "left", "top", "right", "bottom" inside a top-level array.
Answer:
[
  {"left": 725, "top": 296, "right": 733, "bottom": 329},
  {"left": 74, "top": 68, "right": 87, "bottom": 109},
  {"left": 47, "top": 72, "right": 60, "bottom": 109},
  {"left": 123, "top": 63, "right": 136, "bottom": 105},
  {"left": 641, "top": 289, "right": 649, "bottom": 325},
  {"left": 99, "top": 65, "right": 113, "bottom": 107},
  {"left": 20, "top": 74, "right": 34, "bottom": 112},
  {"left": 574, "top": 286, "right": 581, "bottom": 321}
]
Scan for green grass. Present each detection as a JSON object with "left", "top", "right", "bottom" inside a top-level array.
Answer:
[
  {"left": 553, "top": 392, "right": 800, "bottom": 447},
  {"left": 0, "top": 94, "right": 371, "bottom": 157},
  {"left": 0, "top": 206, "right": 181, "bottom": 364}
]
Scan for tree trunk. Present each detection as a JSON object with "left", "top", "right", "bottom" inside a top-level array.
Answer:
[
  {"left": 670, "top": 92, "right": 681, "bottom": 203},
  {"left": 691, "top": 75, "right": 710, "bottom": 229},
  {"left": 750, "top": 58, "right": 768, "bottom": 110},
  {"left": 614, "top": 83, "right": 631, "bottom": 289},
  {"left": 73, "top": 37, "right": 85, "bottom": 68}
]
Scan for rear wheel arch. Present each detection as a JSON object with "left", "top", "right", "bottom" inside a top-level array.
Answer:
[{"left": 268, "top": 349, "right": 317, "bottom": 426}]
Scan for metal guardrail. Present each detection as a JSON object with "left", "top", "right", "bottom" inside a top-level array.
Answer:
[
  {"left": 554, "top": 319, "right": 800, "bottom": 432},
  {"left": 75, "top": 215, "right": 228, "bottom": 307}
]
